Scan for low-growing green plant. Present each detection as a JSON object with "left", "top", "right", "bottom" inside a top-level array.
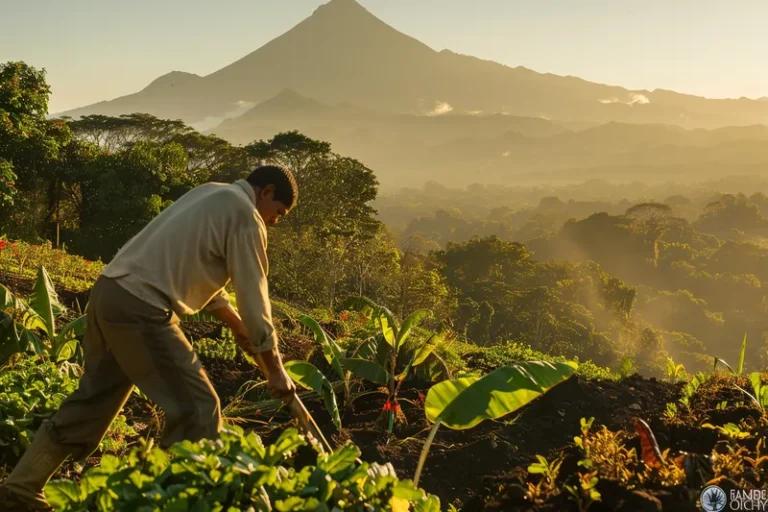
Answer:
[
  {"left": 413, "top": 360, "right": 578, "bottom": 486},
  {"left": 526, "top": 453, "right": 565, "bottom": 504},
  {"left": 45, "top": 425, "right": 441, "bottom": 511},
  {"left": 193, "top": 330, "right": 237, "bottom": 361},
  {"left": 618, "top": 357, "right": 636, "bottom": 378},
  {"left": 0, "top": 239, "right": 103, "bottom": 292},
  {"left": 0, "top": 356, "right": 135, "bottom": 463},
  {"left": 666, "top": 357, "right": 686, "bottom": 384},
  {"left": 679, "top": 372, "right": 710, "bottom": 410},
  {"left": 749, "top": 372, "right": 768, "bottom": 411},
  {"left": 664, "top": 402, "right": 678, "bottom": 420},
  {"left": 702, "top": 422, "right": 751, "bottom": 440}
]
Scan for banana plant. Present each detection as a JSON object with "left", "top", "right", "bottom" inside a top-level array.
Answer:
[
  {"left": 284, "top": 360, "right": 342, "bottom": 430},
  {"left": 342, "top": 297, "right": 441, "bottom": 432},
  {"left": 413, "top": 360, "right": 578, "bottom": 486},
  {"left": 0, "top": 266, "right": 86, "bottom": 364}
]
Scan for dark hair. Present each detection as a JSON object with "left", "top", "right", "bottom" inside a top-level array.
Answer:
[{"left": 246, "top": 165, "right": 298, "bottom": 208}]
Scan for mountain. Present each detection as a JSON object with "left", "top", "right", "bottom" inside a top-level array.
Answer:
[{"left": 58, "top": 0, "right": 768, "bottom": 129}]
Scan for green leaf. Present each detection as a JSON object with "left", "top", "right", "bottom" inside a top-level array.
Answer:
[
  {"left": 341, "top": 358, "right": 391, "bottom": 386},
  {"left": 424, "top": 361, "right": 578, "bottom": 430},
  {"left": 750, "top": 372, "right": 764, "bottom": 409},
  {"left": 396, "top": 309, "right": 432, "bottom": 349},
  {"left": 28, "top": 266, "right": 62, "bottom": 339},
  {"left": 284, "top": 361, "right": 342, "bottom": 430},
  {"left": 343, "top": 297, "right": 397, "bottom": 347},
  {"left": 44, "top": 480, "right": 83, "bottom": 507},
  {"left": 414, "top": 495, "right": 442, "bottom": 512},
  {"left": 738, "top": 333, "right": 747, "bottom": 376},
  {"left": 318, "top": 443, "right": 360, "bottom": 477},
  {"left": 55, "top": 339, "right": 78, "bottom": 362},
  {"left": 398, "top": 330, "right": 446, "bottom": 381},
  {"left": 299, "top": 316, "right": 345, "bottom": 381}
]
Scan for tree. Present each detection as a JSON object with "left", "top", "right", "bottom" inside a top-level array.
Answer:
[
  {"left": 70, "top": 141, "right": 188, "bottom": 260},
  {"left": 247, "top": 131, "right": 378, "bottom": 238},
  {"left": 0, "top": 62, "right": 71, "bottom": 239}
]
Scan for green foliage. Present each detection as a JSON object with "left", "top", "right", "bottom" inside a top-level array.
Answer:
[
  {"left": 466, "top": 341, "right": 616, "bottom": 381},
  {"left": 193, "top": 334, "right": 237, "bottom": 362},
  {"left": 45, "top": 426, "right": 440, "bottom": 511},
  {"left": 1, "top": 266, "right": 87, "bottom": 364},
  {"left": 749, "top": 372, "right": 768, "bottom": 410},
  {"left": 284, "top": 360, "right": 342, "bottom": 430},
  {"left": 424, "top": 361, "right": 578, "bottom": 430},
  {"left": 0, "top": 357, "right": 134, "bottom": 463},
  {"left": 665, "top": 357, "right": 686, "bottom": 384},
  {"left": 0, "top": 239, "right": 103, "bottom": 292},
  {"left": 679, "top": 372, "right": 710, "bottom": 410}
]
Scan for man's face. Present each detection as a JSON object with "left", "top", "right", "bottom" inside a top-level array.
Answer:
[{"left": 256, "top": 185, "right": 291, "bottom": 226}]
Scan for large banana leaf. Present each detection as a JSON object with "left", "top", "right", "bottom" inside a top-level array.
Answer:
[
  {"left": 425, "top": 361, "right": 578, "bottom": 430},
  {"left": 395, "top": 309, "right": 432, "bottom": 349},
  {"left": 341, "top": 358, "right": 391, "bottom": 386},
  {"left": 28, "top": 266, "right": 64, "bottom": 339},
  {"left": 1, "top": 283, "right": 46, "bottom": 332},
  {"left": 343, "top": 297, "right": 397, "bottom": 347},
  {"left": 300, "top": 316, "right": 345, "bottom": 381},
  {"left": 397, "top": 331, "right": 445, "bottom": 382},
  {"left": 284, "top": 360, "right": 342, "bottom": 430}
]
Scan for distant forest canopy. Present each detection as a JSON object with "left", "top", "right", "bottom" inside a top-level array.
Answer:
[
  {"left": 379, "top": 177, "right": 768, "bottom": 247},
  {"left": 4, "top": 61, "right": 768, "bottom": 382}
]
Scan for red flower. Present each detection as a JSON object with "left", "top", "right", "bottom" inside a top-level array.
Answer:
[
  {"left": 359, "top": 316, "right": 366, "bottom": 324},
  {"left": 382, "top": 399, "right": 392, "bottom": 412},
  {"left": 0, "top": 240, "right": 6, "bottom": 250},
  {"left": 340, "top": 312, "right": 350, "bottom": 321},
  {"left": 84, "top": 260, "right": 91, "bottom": 265}
]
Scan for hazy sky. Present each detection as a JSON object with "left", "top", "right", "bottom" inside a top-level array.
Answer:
[{"left": 1, "top": 0, "right": 766, "bottom": 113}]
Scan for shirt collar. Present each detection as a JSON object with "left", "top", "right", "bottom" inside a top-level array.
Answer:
[{"left": 234, "top": 179, "right": 257, "bottom": 208}]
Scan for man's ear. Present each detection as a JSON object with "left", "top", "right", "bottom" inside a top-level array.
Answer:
[{"left": 260, "top": 184, "right": 276, "bottom": 199}]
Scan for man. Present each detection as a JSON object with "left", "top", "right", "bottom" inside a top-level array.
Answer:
[{"left": 0, "top": 165, "right": 298, "bottom": 511}]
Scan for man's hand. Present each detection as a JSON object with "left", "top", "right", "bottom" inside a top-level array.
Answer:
[{"left": 209, "top": 304, "right": 296, "bottom": 402}]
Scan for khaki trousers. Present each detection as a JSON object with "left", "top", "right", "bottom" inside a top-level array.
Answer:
[{"left": 46, "top": 275, "right": 222, "bottom": 459}]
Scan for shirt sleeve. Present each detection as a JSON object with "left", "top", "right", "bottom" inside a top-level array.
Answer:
[{"left": 224, "top": 217, "right": 278, "bottom": 353}]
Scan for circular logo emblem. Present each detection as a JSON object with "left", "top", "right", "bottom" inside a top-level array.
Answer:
[{"left": 700, "top": 485, "right": 728, "bottom": 512}]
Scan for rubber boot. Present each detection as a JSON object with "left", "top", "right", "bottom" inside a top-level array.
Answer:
[{"left": 0, "top": 422, "right": 73, "bottom": 512}]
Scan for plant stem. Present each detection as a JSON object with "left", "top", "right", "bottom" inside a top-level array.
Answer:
[{"left": 413, "top": 419, "right": 441, "bottom": 487}]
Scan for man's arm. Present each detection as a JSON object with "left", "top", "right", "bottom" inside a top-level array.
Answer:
[
  {"left": 219, "top": 222, "right": 295, "bottom": 401},
  {"left": 210, "top": 303, "right": 292, "bottom": 398}
]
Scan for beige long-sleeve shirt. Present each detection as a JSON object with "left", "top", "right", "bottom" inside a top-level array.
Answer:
[{"left": 101, "top": 179, "right": 277, "bottom": 352}]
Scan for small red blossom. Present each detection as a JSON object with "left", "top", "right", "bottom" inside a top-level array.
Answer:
[
  {"left": 0, "top": 240, "right": 6, "bottom": 250},
  {"left": 340, "top": 312, "right": 350, "bottom": 321},
  {"left": 359, "top": 316, "right": 366, "bottom": 324},
  {"left": 382, "top": 399, "right": 392, "bottom": 412},
  {"left": 84, "top": 260, "right": 91, "bottom": 265}
]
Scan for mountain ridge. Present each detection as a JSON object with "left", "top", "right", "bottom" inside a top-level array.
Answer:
[{"left": 56, "top": 0, "right": 768, "bottom": 128}]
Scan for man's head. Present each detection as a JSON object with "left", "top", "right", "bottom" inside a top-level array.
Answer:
[{"left": 246, "top": 165, "right": 298, "bottom": 225}]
